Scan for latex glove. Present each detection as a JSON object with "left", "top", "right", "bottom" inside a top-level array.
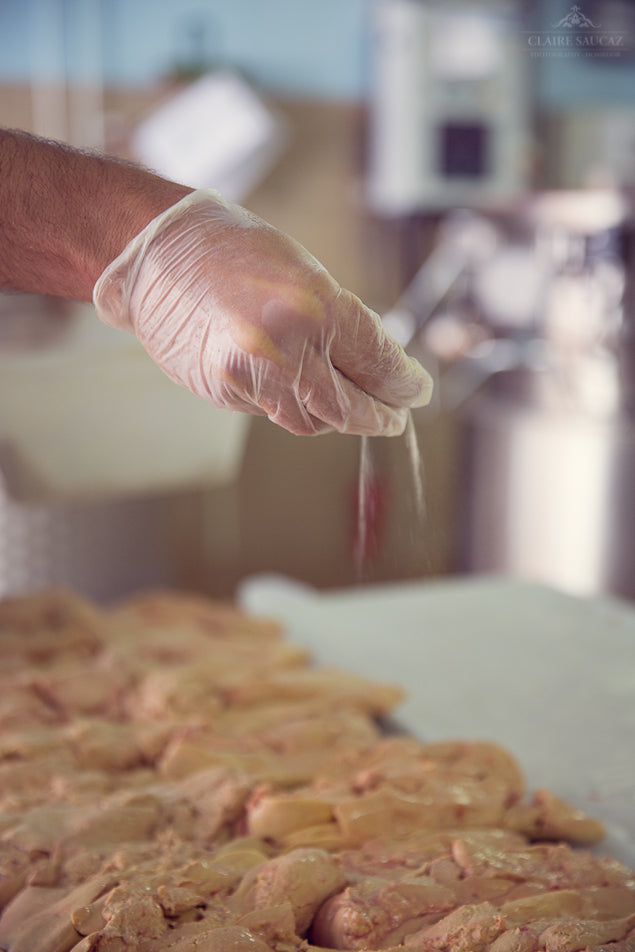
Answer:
[{"left": 93, "top": 189, "right": 433, "bottom": 436}]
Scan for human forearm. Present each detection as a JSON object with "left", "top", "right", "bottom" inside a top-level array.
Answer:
[
  {"left": 0, "top": 129, "right": 192, "bottom": 301},
  {"left": 0, "top": 130, "right": 433, "bottom": 437}
]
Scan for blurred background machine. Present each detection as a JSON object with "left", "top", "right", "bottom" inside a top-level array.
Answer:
[
  {"left": 384, "top": 189, "right": 635, "bottom": 601},
  {"left": 367, "top": 0, "right": 529, "bottom": 214},
  {"left": 0, "top": 0, "right": 634, "bottom": 603},
  {"left": 367, "top": 0, "right": 635, "bottom": 602}
]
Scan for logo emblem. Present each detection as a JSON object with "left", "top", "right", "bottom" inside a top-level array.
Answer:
[
  {"left": 524, "top": 3, "right": 629, "bottom": 58},
  {"left": 552, "top": 5, "right": 599, "bottom": 29}
]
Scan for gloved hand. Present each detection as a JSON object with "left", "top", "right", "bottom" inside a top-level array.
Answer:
[{"left": 93, "top": 189, "right": 433, "bottom": 436}]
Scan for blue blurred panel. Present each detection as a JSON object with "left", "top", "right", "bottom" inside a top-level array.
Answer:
[
  {"left": 0, "top": 0, "right": 32, "bottom": 80},
  {"left": 534, "top": 0, "right": 635, "bottom": 108},
  {"left": 0, "top": 0, "right": 370, "bottom": 100}
]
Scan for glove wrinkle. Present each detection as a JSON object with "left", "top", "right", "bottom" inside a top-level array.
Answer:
[{"left": 93, "top": 188, "right": 433, "bottom": 437}]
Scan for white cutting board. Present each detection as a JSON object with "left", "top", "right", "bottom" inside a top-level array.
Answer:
[{"left": 238, "top": 573, "right": 635, "bottom": 867}]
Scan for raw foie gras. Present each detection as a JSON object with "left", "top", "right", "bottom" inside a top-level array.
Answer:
[{"left": 0, "top": 587, "right": 633, "bottom": 952}]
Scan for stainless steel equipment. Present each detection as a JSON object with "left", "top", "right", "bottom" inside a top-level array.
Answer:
[
  {"left": 401, "top": 189, "right": 635, "bottom": 601},
  {"left": 460, "top": 372, "right": 635, "bottom": 601}
]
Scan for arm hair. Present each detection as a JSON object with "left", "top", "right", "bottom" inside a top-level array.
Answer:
[{"left": 0, "top": 129, "right": 192, "bottom": 301}]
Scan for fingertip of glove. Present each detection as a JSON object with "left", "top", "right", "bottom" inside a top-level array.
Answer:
[
  {"left": 382, "top": 413, "right": 409, "bottom": 438},
  {"left": 409, "top": 362, "right": 434, "bottom": 408},
  {"left": 390, "top": 357, "right": 433, "bottom": 409}
]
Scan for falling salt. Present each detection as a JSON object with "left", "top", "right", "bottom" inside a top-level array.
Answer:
[
  {"left": 354, "top": 412, "right": 426, "bottom": 578},
  {"left": 354, "top": 433, "right": 374, "bottom": 577},
  {"left": 404, "top": 411, "right": 426, "bottom": 523}
]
